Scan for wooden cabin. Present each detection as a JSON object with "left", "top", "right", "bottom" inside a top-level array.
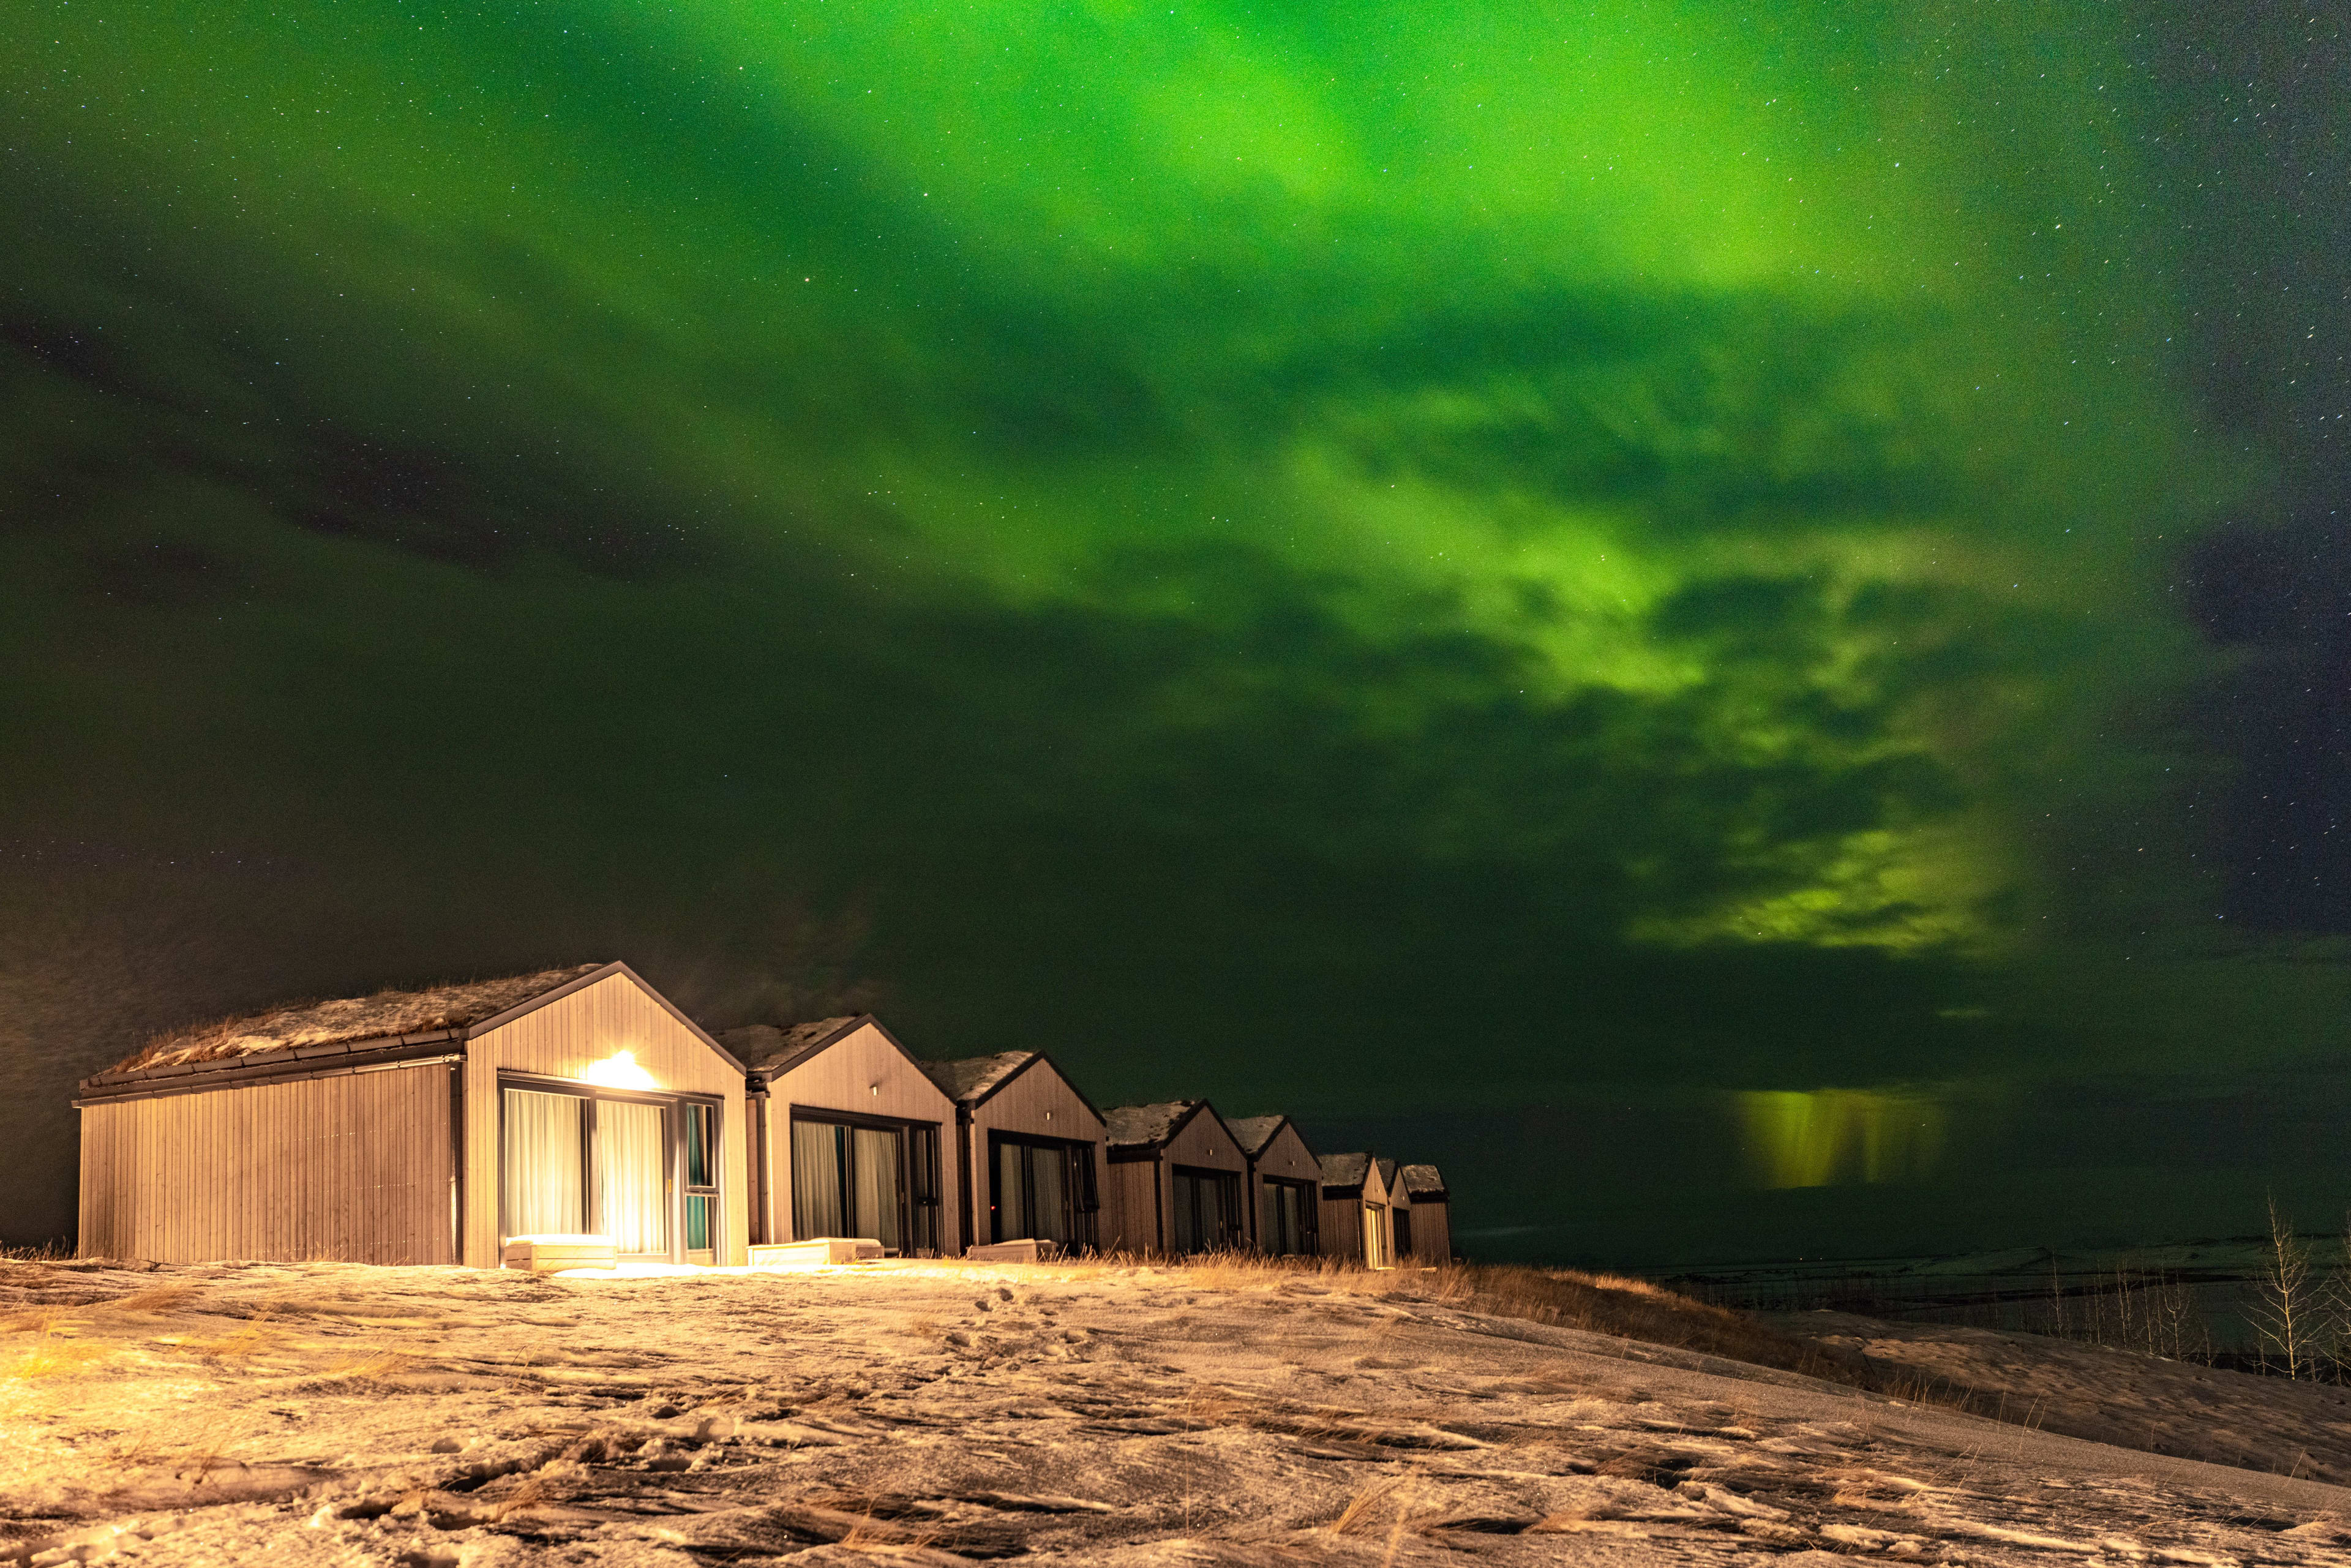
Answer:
[
  {"left": 1316, "top": 1152, "right": 1395, "bottom": 1269},
  {"left": 1224, "top": 1115, "right": 1322, "bottom": 1257},
  {"left": 721, "top": 1015, "right": 961, "bottom": 1258},
  {"left": 921, "top": 1052, "right": 1106, "bottom": 1256},
  {"left": 77, "top": 961, "right": 751, "bottom": 1268},
  {"left": 1395, "top": 1163, "right": 1452, "bottom": 1261},
  {"left": 1100, "top": 1101, "right": 1248, "bottom": 1256},
  {"left": 1378, "top": 1157, "right": 1414, "bottom": 1264}
]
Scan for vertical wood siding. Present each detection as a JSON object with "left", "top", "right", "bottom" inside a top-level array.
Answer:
[
  {"left": 1409, "top": 1197, "right": 1452, "bottom": 1261},
  {"left": 77, "top": 1063, "right": 453, "bottom": 1264},
  {"left": 1102, "top": 1157, "right": 1160, "bottom": 1254},
  {"left": 964, "top": 1062, "right": 1104, "bottom": 1258},
  {"left": 463, "top": 972, "right": 750, "bottom": 1268},
  {"left": 759, "top": 1024, "right": 959, "bottom": 1251}
]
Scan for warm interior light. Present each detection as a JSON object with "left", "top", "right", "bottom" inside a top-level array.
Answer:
[{"left": 583, "top": 1049, "right": 659, "bottom": 1090}]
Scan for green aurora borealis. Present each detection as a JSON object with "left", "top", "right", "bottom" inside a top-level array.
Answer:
[{"left": 5, "top": 1, "right": 2347, "bottom": 1258}]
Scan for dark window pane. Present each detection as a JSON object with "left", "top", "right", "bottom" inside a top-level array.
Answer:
[{"left": 685, "top": 1105, "right": 713, "bottom": 1188}]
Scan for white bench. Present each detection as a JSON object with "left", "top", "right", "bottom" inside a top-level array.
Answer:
[
  {"left": 501, "top": 1234, "right": 618, "bottom": 1272},
  {"left": 748, "top": 1237, "right": 885, "bottom": 1266}
]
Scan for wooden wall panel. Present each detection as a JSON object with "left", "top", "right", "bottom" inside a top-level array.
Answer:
[
  {"left": 75, "top": 1063, "right": 454, "bottom": 1264},
  {"left": 964, "top": 1062, "right": 1104, "bottom": 1258},
  {"left": 762, "top": 1025, "right": 959, "bottom": 1252},
  {"left": 1164, "top": 1109, "right": 1247, "bottom": 1176},
  {"left": 1409, "top": 1198, "right": 1452, "bottom": 1261},
  {"left": 1319, "top": 1193, "right": 1359, "bottom": 1261},
  {"left": 464, "top": 971, "right": 750, "bottom": 1267},
  {"left": 1101, "top": 1157, "right": 1159, "bottom": 1254}
]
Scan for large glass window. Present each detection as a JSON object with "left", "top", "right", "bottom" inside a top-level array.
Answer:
[
  {"left": 791, "top": 1115, "right": 943, "bottom": 1253},
  {"left": 499, "top": 1084, "right": 718, "bottom": 1262},
  {"left": 1171, "top": 1165, "right": 1243, "bottom": 1255},
  {"left": 501, "top": 1089, "right": 586, "bottom": 1237},
  {"left": 1259, "top": 1176, "right": 1318, "bottom": 1256},
  {"left": 989, "top": 1135, "right": 1098, "bottom": 1246}
]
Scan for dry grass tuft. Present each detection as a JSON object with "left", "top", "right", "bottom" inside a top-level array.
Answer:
[
  {"left": 485, "top": 1475, "right": 547, "bottom": 1523},
  {"left": 2, "top": 1307, "right": 76, "bottom": 1335},
  {"left": 187, "top": 1323, "right": 279, "bottom": 1360},
  {"left": 1328, "top": 1476, "right": 1409, "bottom": 1536},
  {"left": 111, "top": 1285, "right": 199, "bottom": 1315},
  {"left": 1180, "top": 1382, "right": 1253, "bottom": 1427},
  {"left": 0, "top": 1339, "right": 110, "bottom": 1379}
]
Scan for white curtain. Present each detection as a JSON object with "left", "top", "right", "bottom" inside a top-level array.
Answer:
[
  {"left": 792, "top": 1119, "right": 844, "bottom": 1239},
  {"left": 995, "top": 1139, "right": 1025, "bottom": 1242},
  {"left": 851, "top": 1127, "right": 901, "bottom": 1249},
  {"left": 599, "top": 1100, "right": 669, "bottom": 1255},
  {"left": 501, "top": 1089, "right": 585, "bottom": 1239}
]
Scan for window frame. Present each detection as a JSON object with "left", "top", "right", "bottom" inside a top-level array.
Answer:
[
  {"left": 1259, "top": 1174, "right": 1320, "bottom": 1256},
  {"left": 495, "top": 1071, "right": 725, "bottom": 1266},
  {"left": 985, "top": 1131, "right": 1101, "bottom": 1250},
  {"left": 787, "top": 1106, "right": 946, "bottom": 1256},
  {"left": 1170, "top": 1163, "right": 1245, "bottom": 1256}
]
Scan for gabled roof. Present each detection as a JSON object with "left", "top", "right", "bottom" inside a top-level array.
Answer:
[
  {"left": 921, "top": 1051, "right": 1035, "bottom": 1104},
  {"left": 1397, "top": 1163, "right": 1449, "bottom": 1201},
  {"left": 88, "top": 961, "right": 743, "bottom": 1092},
  {"left": 920, "top": 1051, "right": 1108, "bottom": 1127},
  {"left": 1318, "top": 1152, "right": 1373, "bottom": 1193},
  {"left": 114, "top": 962, "right": 606, "bottom": 1073},
  {"left": 1376, "top": 1155, "right": 1401, "bottom": 1194},
  {"left": 719, "top": 1016, "right": 863, "bottom": 1076},
  {"left": 1104, "top": 1100, "right": 1209, "bottom": 1150},
  {"left": 724, "top": 1013, "right": 941, "bottom": 1099},
  {"left": 1224, "top": 1115, "right": 1298, "bottom": 1160}
]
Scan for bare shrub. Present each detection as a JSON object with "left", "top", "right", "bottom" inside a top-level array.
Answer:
[{"left": 2251, "top": 1196, "right": 2319, "bottom": 1379}]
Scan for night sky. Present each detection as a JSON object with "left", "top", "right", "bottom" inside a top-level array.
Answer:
[{"left": 5, "top": 2, "right": 2347, "bottom": 1262}]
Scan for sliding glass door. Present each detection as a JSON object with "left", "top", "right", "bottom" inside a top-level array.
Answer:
[
  {"left": 1259, "top": 1176, "right": 1318, "bottom": 1256},
  {"left": 989, "top": 1135, "right": 1100, "bottom": 1247},
  {"left": 498, "top": 1081, "right": 721, "bottom": 1263},
  {"left": 598, "top": 1100, "right": 668, "bottom": 1256},
  {"left": 1171, "top": 1165, "right": 1243, "bottom": 1255},
  {"left": 789, "top": 1112, "right": 943, "bottom": 1254}
]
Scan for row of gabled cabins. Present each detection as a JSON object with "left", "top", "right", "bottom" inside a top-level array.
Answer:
[{"left": 73, "top": 962, "right": 1452, "bottom": 1270}]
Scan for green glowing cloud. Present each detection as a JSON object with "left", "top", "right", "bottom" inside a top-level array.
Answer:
[
  {"left": 1738, "top": 1087, "right": 1949, "bottom": 1188},
  {"left": 0, "top": 0, "right": 2233, "bottom": 988}
]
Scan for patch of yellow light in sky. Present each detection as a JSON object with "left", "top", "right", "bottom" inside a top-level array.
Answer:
[{"left": 1737, "top": 1087, "right": 1949, "bottom": 1189}]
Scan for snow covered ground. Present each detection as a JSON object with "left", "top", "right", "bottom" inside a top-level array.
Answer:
[{"left": 2, "top": 1256, "right": 2347, "bottom": 1565}]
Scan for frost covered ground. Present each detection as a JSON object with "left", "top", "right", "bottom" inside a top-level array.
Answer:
[{"left": 2, "top": 1256, "right": 2348, "bottom": 1566}]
